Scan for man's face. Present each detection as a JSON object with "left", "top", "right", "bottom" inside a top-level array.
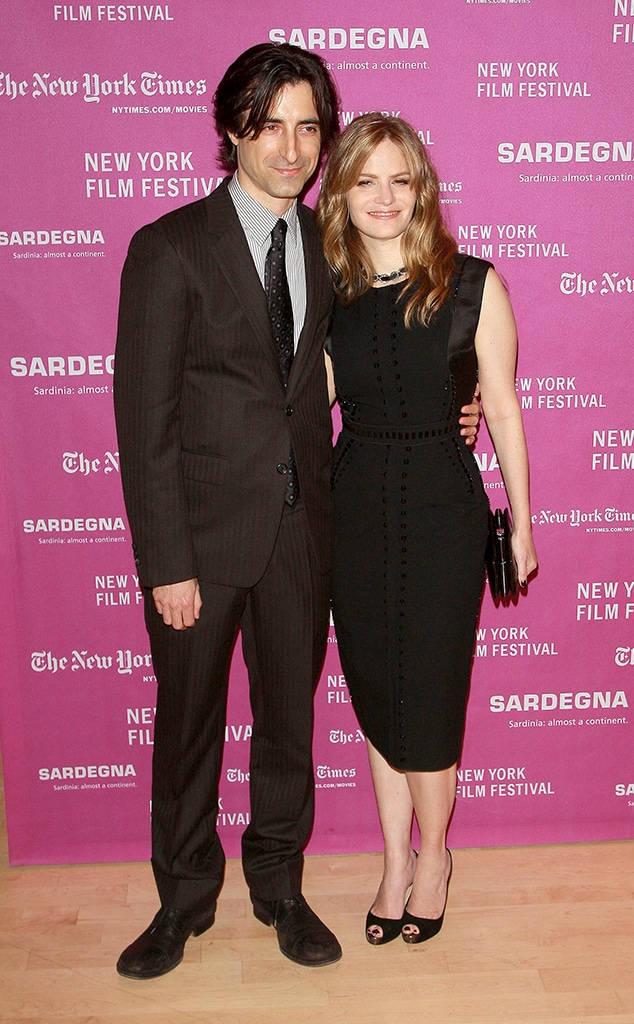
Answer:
[{"left": 228, "top": 81, "right": 322, "bottom": 214}]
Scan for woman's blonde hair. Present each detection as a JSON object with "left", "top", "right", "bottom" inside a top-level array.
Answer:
[{"left": 316, "top": 113, "right": 456, "bottom": 326}]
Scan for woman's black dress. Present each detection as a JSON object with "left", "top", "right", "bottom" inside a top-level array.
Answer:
[{"left": 330, "top": 254, "right": 491, "bottom": 771}]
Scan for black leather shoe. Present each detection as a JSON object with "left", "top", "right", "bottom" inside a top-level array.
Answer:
[
  {"left": 252, "top": 893, "right": 342, "bottom": 966},
  {"left": 116, "top": 905, "right": 216, "bottom": 979}
]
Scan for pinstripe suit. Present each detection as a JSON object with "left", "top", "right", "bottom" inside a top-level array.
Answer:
[{"left": 114, "top": 179, "right": 334, "bottom": 910}]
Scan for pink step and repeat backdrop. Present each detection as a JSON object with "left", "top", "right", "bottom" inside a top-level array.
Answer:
[{"left": 1, "top": 1, "right": 632, "bottom": 866}]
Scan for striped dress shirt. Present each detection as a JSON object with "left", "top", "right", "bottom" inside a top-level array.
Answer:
[{"left": 228, "top": 173, "right": 307, "bottom": 350}]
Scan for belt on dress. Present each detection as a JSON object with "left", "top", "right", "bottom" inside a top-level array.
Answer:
[{"left": 341, "top": 414, "right": 459, "bottom": 445}]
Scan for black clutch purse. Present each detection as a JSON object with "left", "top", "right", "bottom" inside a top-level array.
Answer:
[{"left": 485, "top": 507, "right": 518, "bottom": 601}]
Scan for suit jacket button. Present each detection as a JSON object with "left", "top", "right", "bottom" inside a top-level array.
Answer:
[
  {"left": 276, "top": 463, "right": 288, "bottom": 474},
  {"left": 286, "top": 404, "right": 293, "bottom": 416}
]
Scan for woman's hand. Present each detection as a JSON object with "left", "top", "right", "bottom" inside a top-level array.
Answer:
[{"left": 511, "top": 526, "right": 538, "bottom": 589}]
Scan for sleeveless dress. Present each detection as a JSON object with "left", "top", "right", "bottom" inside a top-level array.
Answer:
[{"left": 330, "top": 254, "right": 491, "bottom": 772}]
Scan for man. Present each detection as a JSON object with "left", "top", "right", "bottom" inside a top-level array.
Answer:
[
  {"left": 114, "top": 42, "right": 341, "bottom": 978},
  {"left": 114, "top": 42, "right": 479, "bottom": 978}
]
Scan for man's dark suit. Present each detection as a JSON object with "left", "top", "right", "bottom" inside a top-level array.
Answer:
[{"left": 114, "top": 179, "right": 334, "bottom": 912}]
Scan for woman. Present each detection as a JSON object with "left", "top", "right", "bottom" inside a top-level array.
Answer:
[{"left": 316, "top": 115, "right": 537, "bottom": 945}]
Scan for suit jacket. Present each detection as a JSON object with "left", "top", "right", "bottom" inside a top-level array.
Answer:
[{"left": 114, "top": 179, "right": 334, "bottom": 589}]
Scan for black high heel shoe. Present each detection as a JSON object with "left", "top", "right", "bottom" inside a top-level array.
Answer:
[
  {"left": 366, "top": 850, "right": 417, "bottom": 945},
  {"left": 365, "top": 908, "right": 404, "bottom": 945},
  {"left": 401, "top": 850, "right": 452, "bottom": 945}
]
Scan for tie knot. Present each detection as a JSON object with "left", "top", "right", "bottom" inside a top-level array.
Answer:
[{"left": 271, "top": 219, "right": 288, "bottom": 246}]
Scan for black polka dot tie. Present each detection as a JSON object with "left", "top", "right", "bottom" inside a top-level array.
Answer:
[
  {"left": 265, "top": 218, "right": 299, "bottom": 505},
  {"left": 265, "top": 218, "right": 294, "bottom": 387}
]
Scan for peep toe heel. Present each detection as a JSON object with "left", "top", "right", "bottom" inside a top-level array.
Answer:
[{"left": 401, "top": 850, "right": 452, "bottom": 945}]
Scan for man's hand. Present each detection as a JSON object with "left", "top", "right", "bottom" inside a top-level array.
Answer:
[
  {"left": 152, "top": 578, "right": 202, "bottom": 630},
  {"left": 459, "top": 385, "right": 481, "bottom": 447}
]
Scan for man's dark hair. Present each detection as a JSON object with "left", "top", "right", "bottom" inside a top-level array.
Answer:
[{"left": 213, "top": 42, "right": 340, "bottom": 170}]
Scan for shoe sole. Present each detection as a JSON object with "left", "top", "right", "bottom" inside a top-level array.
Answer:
[
  {"left": 279, "top": 944, "right": 343, "bottom": 967},
  {"left": 116, "top": 952, "right": 184, "bottom": 979}
]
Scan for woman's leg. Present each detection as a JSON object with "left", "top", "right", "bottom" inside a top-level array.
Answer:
[
  {"left": 403, "top": 764, "right": 455, "bottom": 932},
  {"left": 365, "top": 739, "right": 417, "bottom": 934}
]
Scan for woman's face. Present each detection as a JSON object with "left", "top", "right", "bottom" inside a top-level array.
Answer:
[{"left": 345, "top": 138, "right": 417, "bottom": 248}]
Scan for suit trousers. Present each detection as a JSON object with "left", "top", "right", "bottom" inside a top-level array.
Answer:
[{"left": 145, "top": 501, "right": 330, "bottom": 912}]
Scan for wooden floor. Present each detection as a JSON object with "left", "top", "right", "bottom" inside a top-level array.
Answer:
[{"left": 0, "top": 777, "right": 632, "bottom": 1024}]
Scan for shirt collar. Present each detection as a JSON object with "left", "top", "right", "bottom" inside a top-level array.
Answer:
[{"left": 228, "top": 173, "right": 299, "bottom": 247}]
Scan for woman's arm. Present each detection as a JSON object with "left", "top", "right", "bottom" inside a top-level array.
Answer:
[
  {"left": 324, "top": 351, "right": 336, "bottom": 406},
  {"left": 475, "top": 269, "right": 538, "bottom": 586}
]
